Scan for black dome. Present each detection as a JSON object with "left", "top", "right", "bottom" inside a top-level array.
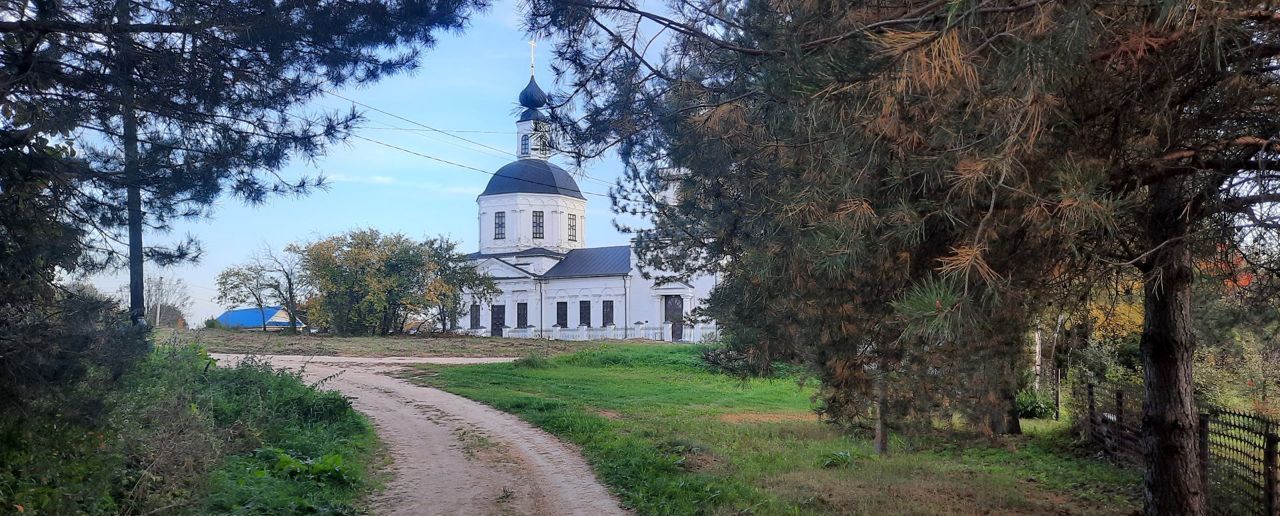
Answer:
[
  {"left": 518, "top": 108, "right": 548, "bottom": 122},
  {"left": 481, "top": 159, "right": 584, "bottom": 199},
  {"left": 518, "top": 77, "right": 548, "bottom": 108}
]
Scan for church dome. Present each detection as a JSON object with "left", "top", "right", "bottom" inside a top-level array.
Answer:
[
  {"left": 481, "top": 159, "right": 585, "bottom": 199},
  {"left": 518, "top": 108, "right": 548, "bottom": 122},
  {"left": 518, "top": 77, "right": 548, "bottom": 108}
]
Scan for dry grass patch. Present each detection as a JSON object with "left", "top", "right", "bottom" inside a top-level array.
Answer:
[
  {"left": 719, "top": 411, "right": 819, "bottom": 424},
  {"left": 594, "top": 409, "right": 624, "bottom": 420},
  {"left": 764, "top": 466, "right": 1100, "bottom": 516},
  {"left": 190, "top": 329, "right": 613, "bottom": 358}
]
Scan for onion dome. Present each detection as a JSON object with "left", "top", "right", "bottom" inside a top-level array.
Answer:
[{"left": 518, "top": 76, "right": 548, "bottom": 108}]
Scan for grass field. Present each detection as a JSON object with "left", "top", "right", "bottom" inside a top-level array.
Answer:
[
  {"left": 189, "top": 328, "right": 604, "bottom": 357},
  {"left": 406, "top": 345, "right": 1141, "bottom": 515}
]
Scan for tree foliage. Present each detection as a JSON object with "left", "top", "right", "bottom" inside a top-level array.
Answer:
[
  {"left": 254, "top": 245, "right": 309, "bottom": 333},
  {"left": 534, "top": 0, "right": 1280, "bottom": 511},
  {"left": 0, "top": 0, "right": 487, "bottom": 321},
  {"left": 297, "top": 229, "right": 491, "bottom": 336},
  {"left": 215, "top": 264, "right": 272, "bottom": 331},
  {"left": 425, "top": 238, "right": 500, "bottom": 332}
]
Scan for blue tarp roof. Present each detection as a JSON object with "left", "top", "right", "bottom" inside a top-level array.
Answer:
[
  {"left": 215, "top": 306, "right": 295, "bottom": 328},
  {"left": 543, "top": 246, "right": 632, "bottom": 278}
]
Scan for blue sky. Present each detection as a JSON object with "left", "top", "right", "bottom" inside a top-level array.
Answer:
[{"left": 91, "top": 0, "right": 634, "bottom": 322}]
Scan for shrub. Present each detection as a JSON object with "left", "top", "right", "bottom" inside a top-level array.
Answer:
[
  {"left": 1016, "top": 388, "right": 1056, "bottom": 419},
  {"left": 514, "top": 352, "right": 552, "bottom": 369},
  {"left": 698, "top": 345, "right": 801, "bottom": 377},
  {"left": 699, "top": 345, "right": 753, "bottom": 375},
  {"left": 1, "top": 344, "right": 375, "bottom": 514}
]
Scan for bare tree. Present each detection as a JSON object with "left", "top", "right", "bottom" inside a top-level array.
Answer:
[
  {"left": 253, "top": 245, "right": 307, "bottom": 334},
  {"left": 216, "top": 265, "right": 271, "bottom": 332}
]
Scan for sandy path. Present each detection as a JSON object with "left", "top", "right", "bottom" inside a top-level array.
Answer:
[{"left": 210, "top": 353, "right": 626, "bottom": 516}]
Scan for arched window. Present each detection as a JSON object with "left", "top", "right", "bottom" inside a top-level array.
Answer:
[{"left": 520, "top": 134, "right": 530, "bottom": 155}]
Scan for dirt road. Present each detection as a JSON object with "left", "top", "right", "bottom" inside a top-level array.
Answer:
[{"left": 211, "top": 353, "right": 626, "bottom": 516}]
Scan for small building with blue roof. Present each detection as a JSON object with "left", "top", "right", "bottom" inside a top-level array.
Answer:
[{"left": 214, "top": 306, "right": 305, "bottom": 331}]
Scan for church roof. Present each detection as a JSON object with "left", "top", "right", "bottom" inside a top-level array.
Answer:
[
  {"left": 518, "top": 76, "right": 548, "bottom": 108},
  {"left": 481, "top": 159, "right": 585, "bottom": 199},
  {"left": 543, "top": 246, "right": 632, "bottom": 278},
  {"left": 466, "top": 247, "right": 565, "bottom": 260}
]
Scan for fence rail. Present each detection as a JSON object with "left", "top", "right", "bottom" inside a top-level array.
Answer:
[
  {"left": 1081, "top": 383, "right": 1279, "bottom": 515},
  {"left": 458, "top": 322, "right": 721, "bottom": 343}
]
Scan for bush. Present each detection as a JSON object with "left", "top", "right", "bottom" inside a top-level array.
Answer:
[
  {"left": 698, "top": 344, "right": 801, "bottom": 377},
  {"left": 1, "top": 345, "right": 376, "bottom": 514},
  {"left": 700, "top": 345, "right": 751, "bottom": 375},
  {"left": 1016, "top": 388, "right": 1056, "bottom": 419},
  {"left": 514, "top": 352, "right": 552, "bottom": 369}
]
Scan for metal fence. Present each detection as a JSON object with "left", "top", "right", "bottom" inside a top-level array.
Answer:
[{"left": 1081, "top": 383, "right": 1279, "bottom": 515}]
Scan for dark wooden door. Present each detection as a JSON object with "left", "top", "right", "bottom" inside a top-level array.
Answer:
[
  {"left": 490, "top": 305, "right": 505, "bottom": 337},
  {"left": 663, "top": 295, "right": 684, "bottom": 341}
]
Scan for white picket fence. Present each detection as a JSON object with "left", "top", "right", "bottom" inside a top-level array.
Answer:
[{"left": 461, "top": 322, "right": 720, "bottom": 343}]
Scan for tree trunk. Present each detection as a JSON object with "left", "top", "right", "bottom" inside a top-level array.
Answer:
[
  {"left": 115, "top": 0, "right": 144, "bottom": 326},
  {"left": 1033, "top": 321, "right": 1042, "bottom": 392},
  {"left": 258, "top": 304, "right": 267, "bottom": 332},
  {"left": 1140, "top": 179, "right": 1204, "bottom": 515},
  {"left": 1004, "top": 382, "right": 1022, "bottom": 435},
  {"left": 874, "top": 370, "right": 889, "bottom": 455},
  {"left": 285, "top": 277, "right": 298, "bottom": 334}
]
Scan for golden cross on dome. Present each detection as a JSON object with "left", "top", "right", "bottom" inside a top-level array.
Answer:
[{"left": 529, "top": 39, "right": 537, "bottom": 75}]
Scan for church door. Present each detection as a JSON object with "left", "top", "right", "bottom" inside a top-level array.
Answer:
[
  {"left": 663, "top": 295, "right": 684, "bottom": 341},
  {"left": 490, "top": 305, "right": 505, "bottom": 337}
]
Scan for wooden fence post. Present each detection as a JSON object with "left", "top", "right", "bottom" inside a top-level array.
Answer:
[
  {"left": 1087, "top": 383, "right": 1096, "bottom": 439},
  {"left": 1199, "top": 414, "right": 1211, "bottom": 503},
  {"left": 1115, "top": 390, "right": 1125, "bottom": 428},
  {"left": 1054, "top": 369, "right": 1061, "bottom": 421},
  {"left": 1264, "top": 430, "right": 1277, "bottom": 516}
]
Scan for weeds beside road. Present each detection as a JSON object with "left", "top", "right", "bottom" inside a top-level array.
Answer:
[{"left": 2, "top": 344, "right": 378, "bottom": 515}]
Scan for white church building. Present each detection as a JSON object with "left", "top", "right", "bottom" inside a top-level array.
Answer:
[{"left": 461, "top": 73, "right": 716, "bottom": 342}]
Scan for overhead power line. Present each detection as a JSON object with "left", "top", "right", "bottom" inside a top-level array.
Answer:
[
  {"left": 349, "top": 133, "right": 610, "bottom": 198},
  {"left": 358, "top": 126, "right": 516, "bottom": 135},
  {"left": 324, "top": 89, "right": 516, "bottom": 158},
  {"left": 325, "top": 89, "right": 618, "bottom": 188}
]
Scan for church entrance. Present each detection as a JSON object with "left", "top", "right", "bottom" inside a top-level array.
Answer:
[
  {"left": 663, "top": 295, "right": 684, "bottom": 341},
  {"left": 490, "top": 304, "right": 505, "bottom": 337}
]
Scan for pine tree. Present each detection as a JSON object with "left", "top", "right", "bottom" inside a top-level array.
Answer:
[
  {"left": 534, "top": 0, "right": 1280, "bottom": 512},
  {"left": 1, "top": 0, "right": 485, "bottom": 323}
]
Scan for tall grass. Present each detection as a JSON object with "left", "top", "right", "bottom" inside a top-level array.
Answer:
[{"left": 1, "top": 345, "right": 377, "bottom": 515}]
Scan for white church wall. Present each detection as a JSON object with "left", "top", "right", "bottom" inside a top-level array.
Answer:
[
  {"left": 477, "top": 193, "right": 587, "bottom": 255},
  {"left": 624, "top": 249, "right": 717, "bottom": 325}
]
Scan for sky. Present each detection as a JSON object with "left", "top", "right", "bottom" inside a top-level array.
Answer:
[{"left": 90, "top": 0, "right": 635, "bottom": 323}]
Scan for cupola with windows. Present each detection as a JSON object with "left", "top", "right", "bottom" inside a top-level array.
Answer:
[{"left": 476, "top": 65, "right": 587, "bottom": 256}]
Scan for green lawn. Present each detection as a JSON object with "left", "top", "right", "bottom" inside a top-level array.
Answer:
[{"left": 406, "top": 345, "right": 1140, "bottom": 515}]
